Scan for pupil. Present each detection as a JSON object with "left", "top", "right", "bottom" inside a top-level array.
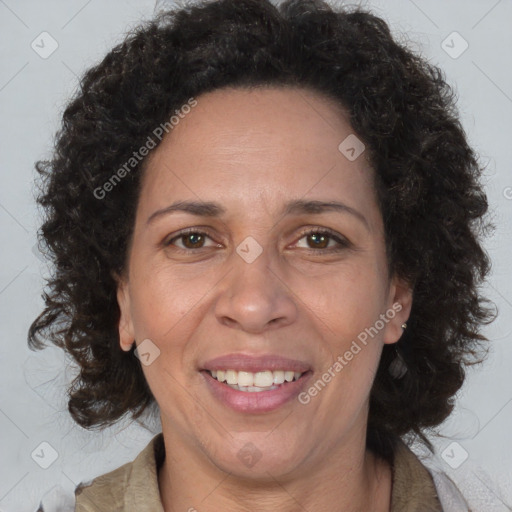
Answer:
[
  {"left": 310, "top": 234, "right": 327, "bottom": 248},
  {"left": 185, "top": 234, "right": 203, "bottom": 248}
]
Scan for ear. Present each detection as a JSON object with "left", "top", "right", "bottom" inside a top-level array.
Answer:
[
  {"left": 115, "top": 272, "right": 135, "bottom": 352},
  {"left": 383, "top": 275, "right": 413, "bottom": 345}
]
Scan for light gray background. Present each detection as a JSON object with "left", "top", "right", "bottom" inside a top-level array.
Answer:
[{"left": 0, "top": 1, "right": 511, "bottom": 511}]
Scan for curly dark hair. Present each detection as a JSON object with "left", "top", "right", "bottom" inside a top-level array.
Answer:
[{"left": 28, "top": 0, "right": 495, "bottom": 462}]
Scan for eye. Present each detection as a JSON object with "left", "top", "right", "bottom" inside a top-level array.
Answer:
[
  {"left": 294, "top": 227, "right": 350, "bottom": 252},
  {"left": 163, "top": 227, "right": 351, "bottom": 253},
  {"left": 164, "top": 228, "right": 220, "bottom": 251}
]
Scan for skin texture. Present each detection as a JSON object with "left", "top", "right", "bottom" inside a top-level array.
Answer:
[{"left": 116, "top": 86, "right": 412, "bottom": 511}]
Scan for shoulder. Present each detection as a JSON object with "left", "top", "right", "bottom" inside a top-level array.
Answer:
[
  {"left": 391, "top": 437, "right": 471, "bottom": 512},
  {"left": 36, "top": 433, "right": 471, "bottom": 512},
  {"left": 74, "top": 433, "right": 164, "bottom": 512}
]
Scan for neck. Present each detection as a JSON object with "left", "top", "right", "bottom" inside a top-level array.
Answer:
[{"left": 157, "top": 426, "right": 392, "bottom": 512}]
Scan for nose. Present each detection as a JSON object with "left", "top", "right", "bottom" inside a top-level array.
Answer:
[{"left": 213, "top": 243, "right": 298, "bottom": 334}]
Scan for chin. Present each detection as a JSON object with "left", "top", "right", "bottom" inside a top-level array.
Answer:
[{"left": 204, "top": 431, "right": 309, "bottom": 481}]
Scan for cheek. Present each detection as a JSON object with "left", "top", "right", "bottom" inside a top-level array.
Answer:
[
  {"left": 127, "top": 261, "right": 219, "bottom": 398},
  {"left": 299, "top": 260, "right": 388, "bottom": 338},
  {"left": 128, "top": 267, "right": 203, "bottom": 401},
  {"left": 129, "top": 262, "right": 210, "bottom": 340},
  {"left": 302, "top": 262, "right": 387, "bottom": 392},
  {"left": 305, "top": 270, "right": 387, "bottom": 424}
]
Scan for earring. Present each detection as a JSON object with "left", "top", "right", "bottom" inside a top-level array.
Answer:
[{"left": 388, "top": 322, "right": 408, "bottom": 379}]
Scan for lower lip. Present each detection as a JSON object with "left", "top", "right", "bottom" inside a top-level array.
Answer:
[{"left": 201, "top": 371, "right": 312, "bottom": 413}]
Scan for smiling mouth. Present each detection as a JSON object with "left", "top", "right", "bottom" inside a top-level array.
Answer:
[{"left": 206, "top": 369, "right": 306, "bottom": 392}]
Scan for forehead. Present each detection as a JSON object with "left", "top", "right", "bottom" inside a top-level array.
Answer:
[{"left": 138, "top": 86, "right": 378, "bottom": 223}]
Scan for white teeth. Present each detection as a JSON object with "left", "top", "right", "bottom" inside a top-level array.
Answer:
[
  {"left": 254, "top": 371, "right": 274, "bottom": 387},
  {"left": 238, "top": 371, "right": 253, "bottom": 387},
  {"left": 227, "top": 384, "right": 278, "bottom": 392},
  {"left": 284, "top": 371, "right": 294, "bottom": 382},
  {"left": 208, "top": 369, "right": 304, "bottom": 389},
  {"left": 226, "top": 370, "right": 237, "bottom": 385},
  {"left": 273, "top": 370, "right": 285, "bottom": 384}
]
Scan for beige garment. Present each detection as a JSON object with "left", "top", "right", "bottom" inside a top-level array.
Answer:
[{"left": 75, "top": 433, "right": 443, "bottom": 511}]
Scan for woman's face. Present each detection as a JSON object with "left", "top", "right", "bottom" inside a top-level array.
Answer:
[{"left": 117, "top": 86, "right": 411, "bottom": 480}]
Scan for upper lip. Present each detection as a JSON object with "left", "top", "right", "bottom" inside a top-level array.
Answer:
[{"left": 201, "top": 354, "right": 312, "bottom": 373}]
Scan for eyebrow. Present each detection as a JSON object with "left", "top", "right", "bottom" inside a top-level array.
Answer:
[{"left": 146, "top": 199, "right": 370, "bottom": 230}]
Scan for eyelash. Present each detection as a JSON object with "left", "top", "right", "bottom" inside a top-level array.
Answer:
[{"left": 163, "top": 226, "right": 350, "bottom": 254}]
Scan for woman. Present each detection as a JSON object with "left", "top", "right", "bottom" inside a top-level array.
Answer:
[{"left": 29, "top": 0, "right": 494, "bottom": 510}]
